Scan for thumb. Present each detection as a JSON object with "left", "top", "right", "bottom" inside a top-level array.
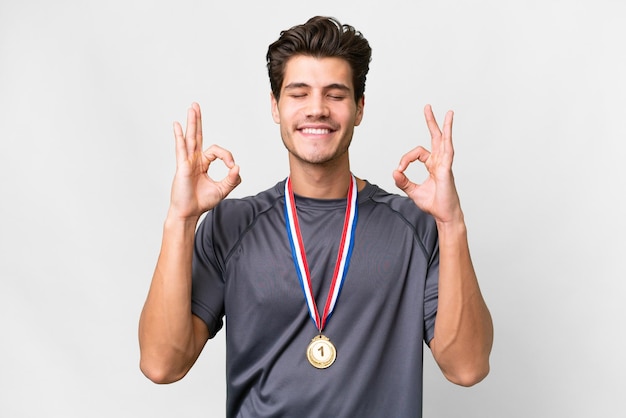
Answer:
[
  {"left": 220, "top": 164, "right": 242, "bottom": 196},
  {"left": 393, "top": 169, "right": 415, "bottom": 194}
]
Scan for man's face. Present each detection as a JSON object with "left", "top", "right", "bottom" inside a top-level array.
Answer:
[{"left": 271, "top": 55, "right": 364, "bottom": 167}]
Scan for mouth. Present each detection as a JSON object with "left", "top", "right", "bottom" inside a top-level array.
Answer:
[
  {"left": 299, "top": 127, "right": 333, "bottom": 135},
  {"left": 297, "top": 122, "right": 338, "bottom": 137}
]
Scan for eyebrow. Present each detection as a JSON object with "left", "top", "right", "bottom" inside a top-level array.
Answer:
[{"left": 283, "top": 82, "right": 352, "bottom": 92}]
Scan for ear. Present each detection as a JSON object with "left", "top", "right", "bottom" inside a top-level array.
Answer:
[
  {"left": 354, "top": 95, "right": 365, "bottom": 126},
  {"left": 270, "top": 92, "right": 280, "bottom": 124}
]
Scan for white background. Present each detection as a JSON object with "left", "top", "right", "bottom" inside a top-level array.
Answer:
[{"left": 1, "top": 1, "right": 625, "bottom": 417}]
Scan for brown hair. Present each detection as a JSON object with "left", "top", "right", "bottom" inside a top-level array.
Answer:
[{"left": 266, "top": 16, "right": 371, "bottom": 102}]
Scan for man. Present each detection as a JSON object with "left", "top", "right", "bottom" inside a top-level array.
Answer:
[{"left": 139, "top": 16, "right": 493, "bottom": 417}]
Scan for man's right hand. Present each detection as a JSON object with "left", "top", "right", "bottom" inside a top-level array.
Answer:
[
  {"left": 169, "top": 102, "right": 241, "bottom": 220},
  {"left": 139, "top": 102, "right": 239, "bottom": 383}
]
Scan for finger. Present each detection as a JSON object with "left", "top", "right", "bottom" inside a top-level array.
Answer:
[
  {"left": 442, "top": 110, "right": 454, "bottom": 157},
  {"left": 184, "top": 106, "right": 198, "bottom": 157},
  {"left": 203, "top": 144, "right": 237, "bottom": 168},
  {"left": 173, "top": 121, "right": 188, "bottom": 165},
  {"left": 192, "top": 102, "right": 204, "bottom": 148},
  {"left": 424, "top": 104, "right": 442, "bottom": 139},
  {"left": 424, "top": 104, "right": 443, "bottom": 155},
  {"left": 397, "top": 146, "right": 430, "bottom": 172}
]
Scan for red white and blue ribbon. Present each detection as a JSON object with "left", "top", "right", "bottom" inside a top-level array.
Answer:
[{"left": 284, "top": 175, "right": 358, "bottom": 332}]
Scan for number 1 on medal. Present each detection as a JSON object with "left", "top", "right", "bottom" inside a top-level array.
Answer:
[{"left": 306, "top": 335, "right": 336, "bottom": 369}]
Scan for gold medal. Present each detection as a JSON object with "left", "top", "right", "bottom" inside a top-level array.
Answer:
[{"left": 306, "top": 334, "right": 337, "bottom": 369}]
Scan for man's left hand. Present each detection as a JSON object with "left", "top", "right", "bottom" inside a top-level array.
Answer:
[{"left": 393, "top": 104, "right": 463, "bottom": 225}]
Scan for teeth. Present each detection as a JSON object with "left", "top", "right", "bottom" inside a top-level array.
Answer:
[{"left": 301, "top": 128, "right": 331, "bottom": 135}]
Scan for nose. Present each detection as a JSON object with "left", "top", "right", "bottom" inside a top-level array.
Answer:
[{"left": 305, "top": 92, "right": 330, "bottom": 118}]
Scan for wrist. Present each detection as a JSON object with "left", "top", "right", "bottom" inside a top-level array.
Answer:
[
  {"left": 435, "top": 213, "right": 467, "bottom": 237},
  {"left": 164, "top": 209, "right": 201, "bottom": 229}
]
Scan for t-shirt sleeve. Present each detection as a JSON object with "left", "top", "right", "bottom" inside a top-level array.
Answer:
[
  {"left": 191, "top": 211, "right": 225, "bottom": 338},
  {"left": 423, "top": 240, "right": 439, "bottom": 345}
]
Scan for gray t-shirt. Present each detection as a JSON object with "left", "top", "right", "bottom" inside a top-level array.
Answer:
[{"left": 192, "top": 180, "right": 439, "bottom": 417}]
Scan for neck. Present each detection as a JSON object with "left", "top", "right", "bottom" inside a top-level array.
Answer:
[{"left": 288, "top": 158, "right": 364, "bottom": 199}]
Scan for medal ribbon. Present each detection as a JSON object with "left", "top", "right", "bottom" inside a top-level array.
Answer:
[{"left": 284, "top": 175, "right": 358, "bottom": 332}]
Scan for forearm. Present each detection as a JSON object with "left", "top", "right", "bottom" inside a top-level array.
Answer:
[
  {"left": 430, "top": 217, "right": 493, "bottom": 386},
  {"left": 138, "top": 214, "right": 205, "bottom": 383}
]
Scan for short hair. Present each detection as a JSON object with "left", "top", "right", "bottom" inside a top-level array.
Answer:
[{"left": 266, "top": 16, "right": 372, "bottom": 102}]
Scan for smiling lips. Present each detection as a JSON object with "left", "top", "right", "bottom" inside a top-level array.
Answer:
[{"left": 300, "top": 127, "right": 333, "bottom": 135}]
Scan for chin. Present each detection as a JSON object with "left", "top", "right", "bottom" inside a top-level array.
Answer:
[
  {"left": 285, "top": 140, "right": 350, "bottom": 166},
  {"left": 295, "top": 150, "right": 348, "bottom": 166}
]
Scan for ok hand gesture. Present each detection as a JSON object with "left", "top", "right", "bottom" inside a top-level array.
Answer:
[
  {"left": 393, "top": 105, "right": 462, "bottom": 225},
  {"left": 169, "top": 103, "right": 241, "bottom": 220}
]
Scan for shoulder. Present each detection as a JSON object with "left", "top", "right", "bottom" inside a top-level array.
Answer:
[
  {"left": 196, "top": 181, "right": 285, "bottom": 247},
  {"left": 360, "top": 181, "right": 435, "bottom": 227},
  {"left": 213, "top": 181, "right": 285, "bottom": 223},
  {"left": 359, "top": 181, "right": 438, "bottom": 254}
]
